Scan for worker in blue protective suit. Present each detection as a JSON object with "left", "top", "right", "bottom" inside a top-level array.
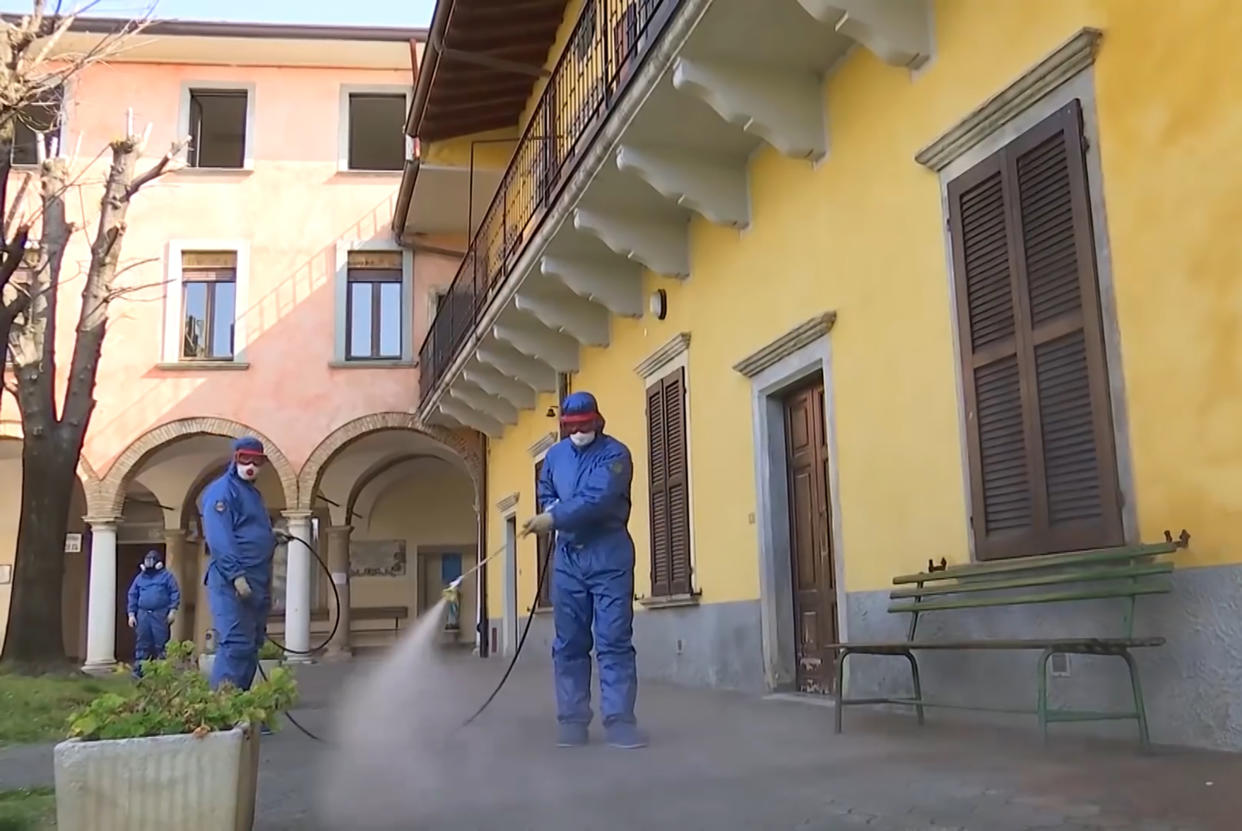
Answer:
[
  {"left": 199, "top": 436, "right": 278, "bottom": 696},
  {"left": 126, "top": 549, "right": 180, "bottom": 677},
  {"left": 522, "top": 391, "right": 647, "bottom": 749}
]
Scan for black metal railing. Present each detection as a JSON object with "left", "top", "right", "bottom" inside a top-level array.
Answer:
[{"left": 418, "top": 0, "right": 683, "bottom": 401}]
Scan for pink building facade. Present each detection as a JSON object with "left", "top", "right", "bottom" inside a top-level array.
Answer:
[{"left": 0, "top": 20, "right": 484, "bottom": 667}]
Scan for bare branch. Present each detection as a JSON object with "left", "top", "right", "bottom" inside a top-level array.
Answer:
[
  {"left": 5, "top": 174, "right": 34, "bottom": 233},
  {"left": 127, "top": 137, "right": 189, "bottom": 197}
]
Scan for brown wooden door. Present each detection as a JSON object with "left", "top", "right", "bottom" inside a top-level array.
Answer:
[
  {"left": 783, "top": 378, "right": 838, "bottom": 694},
  {"left": 114, "top": 544, "right": 158, "bottom": 663}
]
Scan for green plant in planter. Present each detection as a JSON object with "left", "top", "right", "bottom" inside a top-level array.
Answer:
[
  {"left": 66, "top": 641, "right": 298, "bottom": 741},
  {"left": 257, "top": 640, "right": 284, "bottom": 661}
]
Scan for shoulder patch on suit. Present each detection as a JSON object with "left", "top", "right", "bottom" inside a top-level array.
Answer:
[
  {"left": 610, "top": 461, "right": 624, "bottom": 474},
  {"left": 214, "top": 500, "right": 226, "bottom": 513}
]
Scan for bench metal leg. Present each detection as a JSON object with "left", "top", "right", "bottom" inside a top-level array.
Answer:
[
  {"left": 1037, "top": 648, "right": 1054, "bottom": 744},
  {"left": 833, "top": 649, "right": 849, "bottom": 734},
  {"left": 1120, "top": 649, "right": 1151, "bottom": 748},
  {"left": 901, "top": 650, "right": 925, "bottom": 726}
]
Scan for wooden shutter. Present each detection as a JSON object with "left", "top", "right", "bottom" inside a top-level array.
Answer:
[
  {"left": 947, "top": 99, "right": 1122, "bottom": 560},
  {"left": 533, "top": 459, "right": 553, "bottom": 609},
  {"left": 647, "top": 366, "right": 691, "bottom": 596}
]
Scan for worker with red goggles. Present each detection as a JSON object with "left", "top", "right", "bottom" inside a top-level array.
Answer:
[{"left": 523, "top": 391, "right": 645, "bottom": 749}]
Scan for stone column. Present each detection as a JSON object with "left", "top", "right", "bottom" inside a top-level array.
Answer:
[
  {"left": 281, "top": 511, "right": 314, "bottom": 662},
  {"left": 323, "top": 525, "right": 353, "bottom": 660},
  {"left": 163, "top": 528, "right": 190, "bottom": 642},
  {"left": 82, "top": 516, "right": 119, "bottom": 674}
]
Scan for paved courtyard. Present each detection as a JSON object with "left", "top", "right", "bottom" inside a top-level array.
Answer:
[{"left": 3, "top": 653, "right": 1239, "bottom": 829}]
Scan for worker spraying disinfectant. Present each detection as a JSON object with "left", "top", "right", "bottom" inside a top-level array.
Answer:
[
  {"left": 522, "top": 391, "right": 647, "bottom": 749},
  {"left": 312, "top": 392, "right": 645, "bottom": 828}
]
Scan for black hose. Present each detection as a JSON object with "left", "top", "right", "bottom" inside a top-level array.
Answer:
[
  {"left": 460, "top": 537, "right": 552, "bottom": 728},
  {"left": 263, "top": 532, "right": 341, "bottom": 656},
  {"left": 254, "top": 531, "right": 339, "bottom": 743}
]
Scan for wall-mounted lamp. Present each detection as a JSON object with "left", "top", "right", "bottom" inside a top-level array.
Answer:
[
  {"left": 546, "top": 406, "right": 558, "bottom": 418},
  {"left": 650, "top": 288, "right": 668, "bottom": 320}
]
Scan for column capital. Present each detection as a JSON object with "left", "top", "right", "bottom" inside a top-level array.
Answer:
[
  {"left": 83, "top": 515, "right": 120, "bottom": 529},
  {"left": 163, "top": 527, "right": 187, "bottom": 540},
  {"left": 280, "top": 509, "right": 314, "bottom": 521},
  {"left": 326, "top": 524, "right": 353, "bottom": 536}
]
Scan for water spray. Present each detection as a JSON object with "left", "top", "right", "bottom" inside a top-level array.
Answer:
[{"left": 250, "top": 519, "right": 552, "bottom": 741}]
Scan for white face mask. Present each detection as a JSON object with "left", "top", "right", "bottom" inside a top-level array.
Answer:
[
  {"left": 569, "top": 431, "right": 596, "bottom": 447},
  {"left": 237, "top": 463, "right": 260, "bottom": 481}
]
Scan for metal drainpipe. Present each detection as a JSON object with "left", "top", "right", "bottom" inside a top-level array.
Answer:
[{"left": 477, "top": 443, "right": 489, "bottom": 658}]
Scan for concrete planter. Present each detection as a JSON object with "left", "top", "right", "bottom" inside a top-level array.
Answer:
[{"left": 54, "top": 722, "right": 261, "bottom": 831}]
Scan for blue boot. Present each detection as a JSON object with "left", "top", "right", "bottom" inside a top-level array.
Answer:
[
  {"left": 604, "top": 722, "right": 647, "bottom": 749},
  {"left": 556, "top": 723, "right": 588, "bottom": 747}
]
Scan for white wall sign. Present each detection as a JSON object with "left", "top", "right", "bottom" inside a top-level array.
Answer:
[
  {"left": 64, "top": 533, "right": 82, "bottom": 553},
  {"left": 0, "top": 564, "right": 11, "bottom": 584}
]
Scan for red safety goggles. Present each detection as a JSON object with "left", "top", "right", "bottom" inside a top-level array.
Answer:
[
  {"left": 235, "top": 450, "right": 268, "bottom": 467},
  {"left": 559, "top": 411, "right": 599, "bottom": 433}
]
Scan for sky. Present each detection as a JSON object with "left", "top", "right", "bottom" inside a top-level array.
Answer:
[{"left": 0, "top": 0, "right": 436, "bottom": 28}]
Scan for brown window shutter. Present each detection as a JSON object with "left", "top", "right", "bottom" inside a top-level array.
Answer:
[
  {"left": 948, "top": 99, "right": 1122, "bottom": 559},
  {"left": 662, "top": 368, "right": 692, "bottom": 595},
  {"left": 647, "top": 366, "right": 691, "bottom": 597},
  {"left": 647, "top": 380, "right": 671, "bottom": 597}
]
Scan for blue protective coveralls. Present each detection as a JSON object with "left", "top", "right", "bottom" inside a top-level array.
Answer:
[
  {"left": 126, "top": 553, "right": 180, "bottom": 669},
  {"left": 200, "top": 437, "right": 277, "bottom": 691},
  {"left": 536, "top": 397, "right": 639, "bottom": 733}
]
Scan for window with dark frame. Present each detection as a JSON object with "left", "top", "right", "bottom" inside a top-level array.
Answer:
[
  {"left": 10, "top": 87, "right": 63, "bottom": 166},
  {"left": 180, "top": 251, "right": 237, "bottom": 361},
  {"left": 946, "top": 98, "right": 1123, "bottom": 562},
  {"left": 345, "top": 249, "right": 404, "bottom": 361},
  {"left": 346, "top": 93, "right": 406, "bottom": 171},
  {"left": 646, "top": 365, "right": 691, "bottom": 597},
  {"left": 187, "top": 88, "right": 248, "bottom": 169}
]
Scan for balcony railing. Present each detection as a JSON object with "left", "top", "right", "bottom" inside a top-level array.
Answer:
[{"left": 418, "top": 0, "right": 684, "bottom": 402}]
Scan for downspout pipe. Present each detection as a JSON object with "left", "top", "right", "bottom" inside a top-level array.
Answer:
[{"left": 406, "top": 0, "right": 455, "bottom": 139}]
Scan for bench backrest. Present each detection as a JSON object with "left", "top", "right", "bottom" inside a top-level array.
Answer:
[{"left": 887, "top": 538, "right": 1185, "bottom": 640}]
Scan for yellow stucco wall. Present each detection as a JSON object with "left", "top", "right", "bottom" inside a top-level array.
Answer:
[
  {"left": 484, "top": 0, "right": 1242, "bottom": 617},
  {"left": 420, "top": 126, "right": 518, "bottom": 169}
]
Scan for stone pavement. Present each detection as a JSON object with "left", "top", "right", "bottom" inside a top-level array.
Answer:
[{"left": 3, "top": 654, "right": 1239, "bottom": 829}]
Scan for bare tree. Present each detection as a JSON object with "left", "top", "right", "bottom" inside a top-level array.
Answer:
[{"left": 1, "top": 1, "right": 184, "bottom": 667}]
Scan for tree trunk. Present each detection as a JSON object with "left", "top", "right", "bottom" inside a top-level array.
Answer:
[{"left": 0, "top": 431, "right": 77, "bottom": 667}]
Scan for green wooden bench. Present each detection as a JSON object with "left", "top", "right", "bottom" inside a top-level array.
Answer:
[{"left": 830, "top": 531, "right": 1190, "bottom": 747}]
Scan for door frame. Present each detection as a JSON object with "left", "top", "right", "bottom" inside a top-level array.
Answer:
[
  {"left": 744, "top": 325, "right": 847, "bottom": 693},
  {"left": 501, "top": 514, "right": 519, "bottom": 657}
]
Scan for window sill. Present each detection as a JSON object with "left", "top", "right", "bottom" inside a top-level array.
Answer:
[
  {"left": 638, "top": 593, "right": 700, "bottom": 610},
  {"left": 328, "top": 359, "right": 417, "bottom": 369},
  {"left": 335, "top": 167, "right": 405, "bottom": 177},
  {"left": 156, "top": 361, "right": 250, "bottom": 371},
  {"left": 170, "top": 166, "right": 255, "bottom": 177}
]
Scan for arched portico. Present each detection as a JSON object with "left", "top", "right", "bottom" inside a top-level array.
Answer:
[
  {"left": 294, "top": 413, "right": 484, "bottom": 658},
  {"left": 81, "top": 417, "right": 297, "bottom": 672}
]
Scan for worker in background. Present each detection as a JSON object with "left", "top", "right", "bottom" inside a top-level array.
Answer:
[
  {"left": 200, "top": 436, "right": 278, "bottom": 695},
  {"left": 522, "top": 391, "right": 646, "bottom": 749},
  {"left": 126, "top": 549, "right": 180, "bottom": 677}
]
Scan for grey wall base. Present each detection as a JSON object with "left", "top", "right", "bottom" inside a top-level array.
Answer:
[
  {"left": 489, "top": 600, "right": 767, "bottom": 694},
  {"left": 843, "top": 563, "right": 1242, "bottom": 752}
]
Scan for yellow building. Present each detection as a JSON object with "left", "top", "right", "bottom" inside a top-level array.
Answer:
[{"left": 397, "top": 0, "right": 1242, "bottom": 751}]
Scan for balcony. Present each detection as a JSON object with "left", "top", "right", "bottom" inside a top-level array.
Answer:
[
  {"left": 415, "top": 0, "right": 935, "bottom": 435},
  {"left": 418, "top": 0, "right": 684, "bottom": 402}
]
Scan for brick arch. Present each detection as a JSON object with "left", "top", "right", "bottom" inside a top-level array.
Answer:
[
  {"left": 96, "top": 417, "right": 299, "bottom": 516},
  {"left": 0, "top": 418, "right": 101, "bottom": 498},
  {"left": 296, "top": 412, "right": 483, "bottom": 511}
]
